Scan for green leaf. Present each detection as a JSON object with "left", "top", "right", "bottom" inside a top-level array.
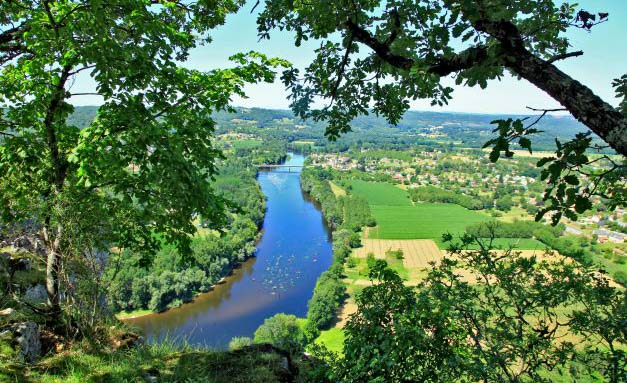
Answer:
[
  {"left": 563, "top": 175, "right": 579, "bottom": 185},
  {"left": 519, "top": 137, "right": 532, "bottom": 153},
  {"left": 489, "top": 149, "right": 500, "bottom": 163}
]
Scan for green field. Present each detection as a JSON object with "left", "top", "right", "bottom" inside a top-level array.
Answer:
[
  {"left": 369, "top": 203, "right": 488, "bottom": 240},
  {"left": 231, "top": 139, "right": 262, "bottom": 149},
  {"left": 313, "top": 327, "right": 345, "bottom": 354},
  {"left": 349, "top": 180, "right": 412, "bottom": 206},
  {"left": 351, "top": 181, "right": 544, "bottom": 250}
]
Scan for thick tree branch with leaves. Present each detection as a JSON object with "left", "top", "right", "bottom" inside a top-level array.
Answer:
[
  {"left": 0, "top": 0, "right": 287, "bottom": 324},
  {"left": 259, "top": 0, "right": 626, "bottom": 220}
]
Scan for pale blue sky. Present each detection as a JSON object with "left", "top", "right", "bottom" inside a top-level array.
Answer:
[{"left": 70, "top": 0, "right": 627, "bottom": 115}]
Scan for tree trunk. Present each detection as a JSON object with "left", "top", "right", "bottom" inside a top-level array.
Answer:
[
  {"left": 41, "top": 65, "right": 72, "bottom": 320},
  {"left": 45, "top": 248, "right": 61, "bottom": 313},
  {"left": 43, "top": 222, "right": 63, "bottom": 319},
  {"left": 505, "top": 49, "right": 627, "bottom": 156}
]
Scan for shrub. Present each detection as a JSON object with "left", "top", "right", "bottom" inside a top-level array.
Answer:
[
  {"left": 366, "top": 253, "right": 376, "bottom": 269},
  {"left": 229, "top": 337, "right": 253, "bottom": 351},
  {"left": 254, "top": 314, "right": 306, "bottom": 353},
  {"left": 386, "top": 249, "right": 404, "bottom": 260}
]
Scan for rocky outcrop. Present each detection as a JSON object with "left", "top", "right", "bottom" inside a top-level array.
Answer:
[
  {"left": 4, "top": 321, "right": 42, "bottom": 362},
  {"left": 24, "top": 284, "right": 47, "bottom": 304},
  {"left": 11, "top": 235, "right": 44, "bottom": 257}
]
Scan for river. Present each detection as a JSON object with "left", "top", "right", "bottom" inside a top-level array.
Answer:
[{"left": 125, "top": 153, "right": 333, "bottom": 348}]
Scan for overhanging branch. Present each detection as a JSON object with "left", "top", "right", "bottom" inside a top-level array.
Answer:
[
  {"left": 546, "top": 51, "right": 583, "bottom": 64},
  {"left": 344, "top": 19, "right": 489, "bottom": 76}
]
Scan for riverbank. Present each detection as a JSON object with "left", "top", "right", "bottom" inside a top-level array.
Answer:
[
  {"left": 106, "top": 155, "right": 267, "bottom": 320},
  {"left": 115, "top": 276, "right": 234, "bottom": 320},
  {"left": 123, "top": 153, "right": 334, "bottom": 348},
  {"left": 299, "top": 164, "right": 375, "bottom": 339}
]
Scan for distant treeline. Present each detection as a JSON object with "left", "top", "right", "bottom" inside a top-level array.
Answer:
[
  {"left": 68, "top": 105, "right": 607, "bottom": 154},
  {"left": 408, "top": 186, "right": 492, "bottom": 210}
]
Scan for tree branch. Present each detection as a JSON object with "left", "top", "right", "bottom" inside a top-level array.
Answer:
[
  {"left": 470, "top": 18, "right": 627, "bottom": 156},
  {"left": 344, "top": 19, "right": 489, "bottom": 76},
  {"left": 344, "top": 19, "right": 413, "bottom": 70},
  {"left": 545, "top": 51, "right": 583, "bottom": 64},
  {"left": 526, "top": 107, "right": 568, "bottom": 112},
  {"left": 331, "top": 35, "right": 354, "bottom": 100}
]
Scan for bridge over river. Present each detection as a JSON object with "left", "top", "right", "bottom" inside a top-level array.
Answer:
[{"left": 255, "top": 164, "right": 306, "bottom": 172}]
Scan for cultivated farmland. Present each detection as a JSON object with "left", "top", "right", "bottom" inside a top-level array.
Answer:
[
  {"left": 351, "top": 181, "right": 545, "bottom": 249},
  {"left": 368, "top": 203, "right": 489, "bottom": 244},
  {"left": 349, "top": 180, "right": 412, "bottom": 206},
  {"left": 353, "top": 239, "right": 442, "bottom": 269}
]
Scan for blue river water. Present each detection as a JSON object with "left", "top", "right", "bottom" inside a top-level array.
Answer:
[{"left": 125, "top": 153, "right": 333, "bottom": 348}]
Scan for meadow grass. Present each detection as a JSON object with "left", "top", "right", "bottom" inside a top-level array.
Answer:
[
  {"left": 231, "top": 139, "right": 262, "bottom": 149},
  {"left": 349, "top": 180, "right": 412, "bottom": 206},
  {"left": 313, "top": 328, "right": 345, "bottom": 355}
]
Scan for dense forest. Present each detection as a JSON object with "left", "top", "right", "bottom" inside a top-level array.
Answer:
[{"left": 105, "top": 148, "right": 289, "bottom": 313}]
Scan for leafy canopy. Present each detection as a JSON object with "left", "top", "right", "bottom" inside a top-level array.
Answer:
[
  {"left": 325, "top": 235, "right": 625, "bottom": 383},
  {"left": 0, "top": 1, "right": 289, "bottom": 260},
  {"left": 257, "top": 0, "right": 625, "bottom": 222},
  {"left": 258, "top": 0, "right": 576, "bottom": 137}
]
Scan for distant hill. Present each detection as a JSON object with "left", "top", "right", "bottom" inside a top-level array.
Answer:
[
  {"left": 68, "top": 105, "right": 597, "bottom": 151},
  {"left": 67, "top": 105, "right": 99, "bottom": 128}
]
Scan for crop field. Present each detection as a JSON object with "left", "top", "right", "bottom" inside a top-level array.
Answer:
[
  {"left": 353, "top": 239, "right": 442, "bottom": 269},
  {"left": 349, "top": 180, "right": 545, "bottom": 249},
  {"left": 349, "top": 180, "right": 412, "bottom": 206},
  {"left": 231, "top": 139, "right": 262, "bottom": 149},
  {"left": 368, "top": 203, "right": 490, "bottom": 244}
]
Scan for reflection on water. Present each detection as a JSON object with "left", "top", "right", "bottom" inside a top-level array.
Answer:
[{"left": 125, "top": 153, "right": 333, "bottom": 348}]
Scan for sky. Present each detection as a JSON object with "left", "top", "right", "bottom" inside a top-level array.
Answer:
[{"left": 70, "top": 0, "right": 627, "bottom": 115}]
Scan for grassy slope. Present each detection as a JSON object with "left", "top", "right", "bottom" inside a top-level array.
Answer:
[
  {"left": 328, "top": 181, "right": 346, "bottom": 197},
  {"left": 1, "top": 343, "right": 298, "bottom": 383}
]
